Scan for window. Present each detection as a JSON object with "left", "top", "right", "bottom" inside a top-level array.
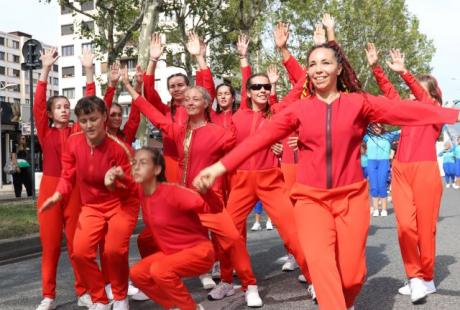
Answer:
[
  {"left": 0, "top": 96, "right": 5, "bottom": 102},
  {"left": 81, "top": 1, "right": 94, "bottom": 11},
  {"left": 0, "top": 37, "right": 4, "bottom": 46},
  {"left": 0, "top": 66, "right": 4, "bottom": 75},
  {"left": 11, "top": 40, "right": 19, "bottom": 49},
  {"left": 121, "top": 59, "right": 136, "bottom": 71},
  {"left": 53, "top": 64, "right": 59, "bottom": 72},
  {"left": 123, "top": 105, "right": 130, "bottom": 117},
  {"left": 81, "top": 21, "right": 94, "bottom": 32},
  {"left": 81, "top": 64, "right": 95, "bottom": 76},
  {"left": 61, "top": 5, "right": 72, "bottom": 14},
  {"left": 61, "top": 45, "right": 74, "bottom": 57},
  {"left": 13, "top": 55, "right": 20, "bottom": 63},
  {"left": 61, "top": 24, "right": 74, "bottom": 36},
  {"left": 62, "top": 66, "right": 75, "bottom": 78},
  {"left": 13, "top": 98, "right": 20, "bottom": 104},
  {"left": 12, "top": 69, "right": 20, "bottom": 77},
  {"left": 53, "top": 77, "right": 59, "bottom": 86},
  {"left": 82, "top": 86, "right": 87, "bottom": 95},
  {"left": 0, "top": 51, "right": 4, "bottom": 60},
  {"left": 11, "top": 84, "right": 20, "bottom": 92},
  {"left": 25, "top": 99, "right": 30, "bottom": 105},
  {"left": 53, "top": 90, "right": 59, "bottom": 96},
  {"left": 81, "top": 42, "right": 94, "bottom": 52},
  {"left": 62, "top": 88, "right": 75, "bottom": 99}
]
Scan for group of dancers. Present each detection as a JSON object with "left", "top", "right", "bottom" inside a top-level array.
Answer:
[{"left": 33, "top": 14, "right": 460, "bottom": 310}]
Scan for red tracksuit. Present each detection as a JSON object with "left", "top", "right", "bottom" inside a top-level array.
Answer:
[
  {"left": 130, "top": 183, "right": 219, "bottom": 309},
  {"left": 133, "top": 95, "right": 240, "bottom": 269},
  {"left": 56, "top": 132, "right": 139, "bottom": 304},
  {"left": 85, "top": 82, "right": 140, "bottom": 144},
  {"left": 34, "top": 80, "right": 83, "bottom": 299},
  {"left": 219, "top": 92, "right": 459, "bottom": 309},
  {"left": 372, "top": 65, "right": 444, "bottom": 281}
]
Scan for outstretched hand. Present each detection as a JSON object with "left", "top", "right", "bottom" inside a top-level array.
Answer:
[
  {"left": 313, "top": 23, "right": 326, "bottom": 46},
  {"left": 274, "top": 21, "right": 289, "bottom": 49},
  {"left": 108, "top": 63, "right": 121, "bottom": 87},
  {"left": 386, "top": 48, "right": 407, "bottom": 74},
  {"left": 104, "top": 166, "right": 125, "bottom": 189},
  {"left": 192, "top": 162, "right": 227, "bottom": 193},
  {"left": 266, "top": 64, "right": 280, "bottom": 85},
  {"left": 40, "top": 192, "right": 62, "bottom": 213},
  {"left": 322, "top": 13, "right": 335, "bottom": 30},
  {"left": 237, "top": 33, "right": 250, "bottom": 58},
  {"left": 186, "top": 31, "right": 201, "bottom": 56},
  {"left": 150, "top": 32, "right": 165, "bottom": 60},
  {"left": 79, "top": 47, "right": 95, "bottom": 69},
  {"left": 365, "top": 42, "right": 379, "bottom": 67},
  {"left": 40, "top": 48, "right": 59, "bottom": 68},
  {"left": 120, "top": 67, "right": 130, "bottom": 87}
]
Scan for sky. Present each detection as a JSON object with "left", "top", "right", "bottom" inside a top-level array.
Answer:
[{"left": 1, "top": 0, "right": 460, "bottom": 101}]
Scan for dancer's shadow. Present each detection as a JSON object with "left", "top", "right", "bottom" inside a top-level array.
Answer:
[
  {"left": 366, "top": 244, "right": 390, "bottom": 278},
  {"left": 435, "top": 255, "right": 457, "bottom": 287},
  {"left": 356, "top": 276, "right": 402, "bottom": 310}
]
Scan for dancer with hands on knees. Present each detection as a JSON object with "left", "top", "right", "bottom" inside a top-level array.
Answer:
[
  {"left": 40, "top": 95, "right": 139, "bottom": 310},
  {"left": 194, "top": 41, "right": 460, "bottom": 310}
]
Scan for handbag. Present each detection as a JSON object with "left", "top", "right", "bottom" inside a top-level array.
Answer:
[{"left": 3, "top": 160, "right": 18, "bottom": 174}]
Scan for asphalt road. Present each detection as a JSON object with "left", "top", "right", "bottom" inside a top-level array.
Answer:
[{"left": 0, "top": 188, "right": 459, "bottom": 309}]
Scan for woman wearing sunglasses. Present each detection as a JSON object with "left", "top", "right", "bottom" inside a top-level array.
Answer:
[{"left": 204, "top": 33, "right": 311, "bottom": 308}]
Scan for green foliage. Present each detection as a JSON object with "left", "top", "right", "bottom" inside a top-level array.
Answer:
[
  {"left": 268, "top": 0, "right": 435, "bottom": 96},
  {"left": 0, "top": 202, "right": 38, "bottom": 239}
]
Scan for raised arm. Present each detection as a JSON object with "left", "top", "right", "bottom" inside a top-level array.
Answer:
[
  {"left": 121, "top": 65, "right": 143, "bottom": 144},
  {"left": 365, "top": 43, "right": 400, "bottom": 99},
  {"left": 193, "top": 102, "right": 301, "bottom": 191},
  {"left": 387, "top": 48, "right": 436, "bottom": 104},
  {"left": 313, "top": 22, "right": 326, "bottom": 46},
  {"left": 143, "top": 32, "right": 169, "bottom": 115},
  {"left": 81, "top": 48, "right": 95, "bottom": 95},
  {"left": 237, "top": 33, "right": 251, "bottom": 110},
  {"left": 274, "top": 21, "right": 291, "bottom": 62},
  {"left": 267, "top": 64, "right": 279, "bottom": 105},
  {"left": 121, "top": 68, "right": 176, "bottom": 138},
  {"left": 187, "top": 32, "right": 216, "bottom": 101},
  {"left": 34, "top": 48, "right": 59, "bottom": 144},
  {"left": 364, "top": 93, "right": 460, "bottom": 126},
  {"left": 103, "top": 63, "right": 120, "bottom": 108},
  {"left": 322, "top": 13, "right": 336, "bottom": 43}
]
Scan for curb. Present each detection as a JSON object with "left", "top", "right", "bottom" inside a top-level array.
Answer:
[{"left": 0, "top": 219, "right": 145, "bottom": 266}]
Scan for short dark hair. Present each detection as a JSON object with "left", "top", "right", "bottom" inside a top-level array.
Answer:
[
  {"left": 137, "top": 146, "right": 166, "bottom": 182},
  {"left": 74, "top": 96, "right": 107, "bottom": 117}
]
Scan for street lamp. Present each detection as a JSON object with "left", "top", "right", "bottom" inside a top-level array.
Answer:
[{"left": 0, "top": 82, "right": 20, "bottom": 189}]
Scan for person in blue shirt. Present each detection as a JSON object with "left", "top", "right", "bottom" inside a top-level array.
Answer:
[
  {"left": 364, "top": 124, "right": 400, "bottom": 217},
  {"left": 361, "top": 143, "right": 368, "bottom": 179},
  {"left": 438, "top": 141, "right": 456, "bottom": 188},
  {"left": 454, "top": 137, "right": 460, "bottom": 189}
]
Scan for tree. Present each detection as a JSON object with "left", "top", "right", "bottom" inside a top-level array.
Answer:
[
  {"left": 157, "top": 0, "right": 269, "bottom": 79},
  {"left": 40, "top": 0, "right": 150, "bottom": 65},
  {"left": 267, "top": 0, "right": 435, "bottom": 96}
]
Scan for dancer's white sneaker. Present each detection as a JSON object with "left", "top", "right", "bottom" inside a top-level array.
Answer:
[
  {"left": 410, "top": 278, "right": 428, "bottom": 303},
  {"left": 281, "top": 254, "right": 298, "bottom": 271},
  {"left": 245, "top": 285, "right": 263, "bottom": 307},
  {"left": 77, "top": 293, "right": 93, "bottom": 308},
  {"left": 199, "top": 273, "right": 216, "bottom": 290},
  {"left": 36, "top": 298, "right": 56, "bottom": 310}
]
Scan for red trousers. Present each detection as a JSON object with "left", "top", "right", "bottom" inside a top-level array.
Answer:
[
  {"left": 137, "top": 208, "right": 239, "bottom": 271},
  {"left": 130, "top": 241, "right": 214, "bottom": 310},
  {"left": 164, "top": 155, "right": 180, "bottom": 183},
  {"left": 391, "top": 160, "right": 442, "bottom": 280},
  {"left": 291, "top": 180, "right": 370, "bottom": 310},
  {"left": 72, "top": 200, "right": 139, "bottom": 303},
  {"left": 100, "top": 197, "right": 140, "bottom": 285},
  {"left": 221, "top": 168, "right": 311, "bottom": 289},
  {"left": 281, "top": 163, "right": 297, "bottom": 190},
  {"left": 37, "top": 175, "right": 84, "bottom": 299}
]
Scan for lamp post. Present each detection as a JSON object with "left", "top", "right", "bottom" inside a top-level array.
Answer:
[{"left": 0, "top": 82, "right": 21, "bottom": 189}]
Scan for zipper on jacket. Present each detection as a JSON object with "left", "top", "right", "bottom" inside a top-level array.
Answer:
[
  {"left": 182, "top": 128, "right": 193, "bottom": 185},
  {"left": 326, "top": 104, "right": 332, "bottom": 188}
]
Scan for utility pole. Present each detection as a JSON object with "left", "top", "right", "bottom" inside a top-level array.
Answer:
[{"left": 21, "top": 39, "right": 42, "bottom": 199}]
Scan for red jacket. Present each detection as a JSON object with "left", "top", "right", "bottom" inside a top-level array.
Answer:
[
  {"left": 86, "top": 82, "right": 140, "bottom": 144},
  {"left": 221, "top": 93, "right": 459, "bottom": 189},
  {"left": 133, "top": 96, "right": 236, "bottom": 189},
  {"left": 372, "top": 65, "right": 443, "bottom": 162},
  {"left": 56, "top": 132, "right": 136, "bottom": 205},
  {"left": 33, "top": 81, "right": 80, "bottom": 177},
  {"left": 141, "top": 183, "right": 218, "bottom": 255}
]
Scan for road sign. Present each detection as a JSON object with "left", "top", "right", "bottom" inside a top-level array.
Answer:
[{"left": 21, "top": 39, "right": 42, "bottom": 70}]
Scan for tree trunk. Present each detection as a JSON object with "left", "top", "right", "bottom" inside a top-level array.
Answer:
[{"left": 136, "top": 0, "right": 160, "bottom": 145}]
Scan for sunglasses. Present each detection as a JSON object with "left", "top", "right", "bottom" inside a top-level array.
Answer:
[{"left": 249, "top": 84, "right": 272, "bottom": 91}]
